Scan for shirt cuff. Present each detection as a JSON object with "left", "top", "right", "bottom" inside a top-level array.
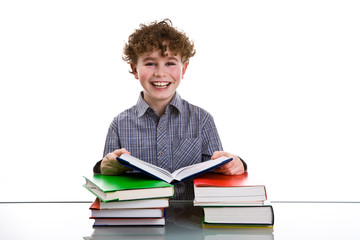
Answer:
[
  {"left": 93, "top": 160, "right": 102, "bottom": 174},
  {"left": 238, "top": 156, "right": 247, "bottom": 171}
]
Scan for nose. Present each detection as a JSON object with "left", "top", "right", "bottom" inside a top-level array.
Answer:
[{"left": 154, "top": 66, "right": 167, "bottom": 78}]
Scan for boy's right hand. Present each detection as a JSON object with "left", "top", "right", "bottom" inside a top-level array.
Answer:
[{"left": 100, "top": 148, "right": 131, "bottom": 175}]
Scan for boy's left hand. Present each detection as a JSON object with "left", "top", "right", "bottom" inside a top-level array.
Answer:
[{"left": 211, "top": 151, "right": 245, "bottom": 175}]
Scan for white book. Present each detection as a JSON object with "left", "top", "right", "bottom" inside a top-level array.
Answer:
[
  {"left": 193, "top": 199, "right": 266, "bottom": 206},
  {"left": 203, "top": 206, "right": 274, "bottom": 225},
  {"left": 117, "top": 154, "right": 232, "bottom": 183}
]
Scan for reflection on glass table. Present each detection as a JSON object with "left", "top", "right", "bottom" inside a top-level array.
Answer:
[{"left": 85, "top": 200, "right": 273, "bottom": 240}]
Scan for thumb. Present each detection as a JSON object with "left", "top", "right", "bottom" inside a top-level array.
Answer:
[
  {"left": 113, "top": 148, "right": 130, "bottom": 157},
  {"left": 211, "top": 151, "right": 225, "bottom": 160}
]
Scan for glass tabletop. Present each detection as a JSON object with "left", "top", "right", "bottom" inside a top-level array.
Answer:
[{"left": 1, "top": 200, "right": 360, "bottom": 239}]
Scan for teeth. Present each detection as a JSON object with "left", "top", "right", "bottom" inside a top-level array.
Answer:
[{"left": 152, "top": 82, "right": 170, "bottom": 88}]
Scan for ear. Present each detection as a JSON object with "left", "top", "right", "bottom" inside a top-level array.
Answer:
[
  {"left": 181, "top": 61, "right": 189, "bottom": 79},
  {"left": 130, "top": 62, "right": 139, "bottom": 79}
]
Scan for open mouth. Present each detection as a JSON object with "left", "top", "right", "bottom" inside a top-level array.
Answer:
[{"left": 152, "top": 82, "right": 171, "bottom": 88}]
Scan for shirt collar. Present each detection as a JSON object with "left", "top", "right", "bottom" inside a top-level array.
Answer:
[
  {"left": 169, "top": 91, "right": 184, "bottom": 114},
  {"left": 135, "top": 92, "right": 150, "bottom": 118},
  {"left": 135, "top": 91, "right": 184, "bottom": 118}
]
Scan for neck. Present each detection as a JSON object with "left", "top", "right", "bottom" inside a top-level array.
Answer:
[
  {"left": 152, "top": 102, "right": 167, "bottom": 116},
  {"left": 143, "top": 95, "right": 173, "bottom": 117}
]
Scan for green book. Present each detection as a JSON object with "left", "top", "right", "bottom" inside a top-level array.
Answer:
[{"left": 83, "top": 173, "right": 175, "bottom": 202}]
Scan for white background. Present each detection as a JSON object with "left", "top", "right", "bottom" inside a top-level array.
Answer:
[{"left": 0, "top": 0, "right": 359, "bottom": 202}]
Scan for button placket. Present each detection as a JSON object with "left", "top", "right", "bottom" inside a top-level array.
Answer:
[{"left": 156, "top": 116, "right": 168, "bottom": 170}]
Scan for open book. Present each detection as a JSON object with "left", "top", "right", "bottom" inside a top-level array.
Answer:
[{"left": 117, "top": 154, "right": 232, "bottom": 184}]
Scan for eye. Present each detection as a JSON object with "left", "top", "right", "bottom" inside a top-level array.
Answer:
[
  {"left": 166, "top": 61, "right": 176, "bottom": 66},
  {"left": 145, "top": 62, "right": 156, "bottom": 66}
]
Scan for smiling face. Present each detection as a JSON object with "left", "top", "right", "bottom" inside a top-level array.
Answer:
[{"left": 131, "top": 50, "right": 188, "bottom": 111}]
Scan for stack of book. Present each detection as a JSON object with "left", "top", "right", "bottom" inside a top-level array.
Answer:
[
  {"left": 83, "top": 154, "right": 232, "bottom": 229},
  {"left": 83, "top": 173, "right": 175, "bottom": 227},
  {"left": 193, "top": 172, "right": 274, "bottom": 228}
]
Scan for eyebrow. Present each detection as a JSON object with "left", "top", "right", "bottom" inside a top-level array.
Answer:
[
  {"left": 143, "top": 56, "right": 180, "bottom": 62},
  {"left": 142, "top": 57, "right": 155, "bottom": 61},
  {"left": 166, "top": 56, "right": 180, "bottom": 62}
]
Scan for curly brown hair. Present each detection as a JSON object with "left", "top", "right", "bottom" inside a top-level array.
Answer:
[{"left": 123, "top": 19, "right": 196, "bottom": 70}]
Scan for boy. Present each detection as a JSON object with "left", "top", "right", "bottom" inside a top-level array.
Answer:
[{"left": 93, "top": 19, "right": 247, "bottom": 199}]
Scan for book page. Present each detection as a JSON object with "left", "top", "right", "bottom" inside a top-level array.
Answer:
[
  {"left": 119, "top": 154, "right": 173, "bottom": 183},
  {"left": 172, "top": 156, "right": 231, "bottom": 181}
]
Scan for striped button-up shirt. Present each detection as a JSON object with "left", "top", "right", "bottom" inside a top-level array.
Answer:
[{"left": 102, "top": 92, "right": 223, "bottom": 199}]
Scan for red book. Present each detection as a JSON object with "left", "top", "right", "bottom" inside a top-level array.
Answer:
[
  {"left": 193, "top": 173, "right": 267, "bottom": 206},
  {"left": 194, "top": 172, "right": 251, "bottom": 187}
]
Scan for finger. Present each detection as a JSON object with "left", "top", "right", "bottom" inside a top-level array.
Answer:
[
  {"left": 218, "top": 159, "right": 236, "bottom": 170},
  {"left": 216, "top": 168, "right": 239, "bottom": 175},
  {"left": 222, "top": 164, "right": 245, "bottom": 175},
  {"left": 113, "top": 148, "right": 131, "bottom": 157},
  {"left": 213, "top": 163, "right": 232, "bottom": 173},
  {"left": 102, "top": 153, "right": 113, "bottom": 163},
  {"left": 102, "top": 157, "right": 116, "bottom": 168},
  {"left": 214, "top": 159, "right": 244, "bottom": 175},
  {"left": 102, "top": 154, "right": 122, "bottom": 170},
  {"left": 213, "top": 168, "right": 225, "bottom": 173},
  {"left": 104, "top": 153, "right": 117, "bottom": 162},
  {"left": 222, "top": 156, "right": 242, "bottom": 169}
]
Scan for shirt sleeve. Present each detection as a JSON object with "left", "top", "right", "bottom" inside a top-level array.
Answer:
[
  {"left": 201, "top": 113, "right": 223, "bottom": 162},
  {"left": 102, "top": 120, "right": 122, "bottom": 157},
  {"left": 93, "top": 119, "right": 122, "bottom": 174}
]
